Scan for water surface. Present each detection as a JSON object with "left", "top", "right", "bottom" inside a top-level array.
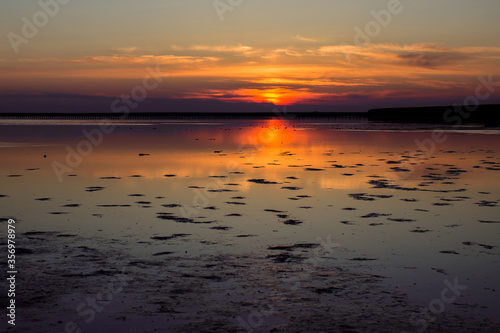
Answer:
[{"left": 1, "top": 119, "right": 499, "bottom": 331}]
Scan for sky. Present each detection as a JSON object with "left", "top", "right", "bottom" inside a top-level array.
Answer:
[{"left": 1, "top": 0, "right": 500, "bottom": 112}]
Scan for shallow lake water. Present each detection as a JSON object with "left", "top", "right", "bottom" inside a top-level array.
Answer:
[{"left": 1, "top": 119, "right": 499, "bottom": 332}]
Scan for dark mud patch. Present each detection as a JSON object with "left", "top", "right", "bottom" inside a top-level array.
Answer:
[
  {"left": 350, "top": 257, "right": 378, "bottom": 261},
  {"left": 267, "top": 252, "right": 307, "bottom": 263},
  {"left": 151, "top": 234, "right": 190, "bottom": 241},
  {"left": 361, "top": 213, "right": 392, "bottom": 218},
  {"left": 349, "top": 193, "right": 375, "bottom": 201},
  {"left": 268, "top": 243, "right": 320, "bottom": 251},
  {"left": 475, "top": 200, "right": 498, "bottom": 207},
  {"left": 283, "top": 219, "right": 303, "bottom": 225},
  {"left": 225, "top": 201, "right": 246, "bottom": 205},
  {"left": 431, "top": 268, "right": 447, "bottom": 274},
  {"left": 56, "top": 234, "right": 77, "bottom": 238},
  {"left": 35, "top": 197, "right": 51, "bottom": 201},
  {"left": 281, "top": 186, "right": 302, "bottom": 191},
  {"left": 439, "top": 197, "right": 465, "bottom": 202},
  {"left": 225, "top": 213, "right": 242, "bottom": 217},
  {"left": 368, "top": 179, "right": 467, "bottom": 193},
  {"left": 248, "top": 178, "right": 278, "bottom": 184},
  {"left": 152, "top": 251, "right": 174, "bottom": 256},
  {"left": 388, "top": 218, "right": 416, "bottom": 222},
  {"left": 462, "top": 242, "right": 496, "bottom": 250},
  {"left": 156, "top": 213, "right": 214, "bottom": 224},
  {"left": 312, "top": 286, "right": 341, "bottom": 294},
  {"left": 349, "top": 193, "right": 393, "bottom": 201},
  {"left": 23, "top": 231, "right": 60, "bottom": 236},
  {"left": 210, "top": 226, "right": 232, "bottom": 231},
  {"left": 207, "top": 189, "right": 236, "bottom": 193},
  {"left": 432, "top": 202, "right": 452, "bottom": 206},
  {"left": 439, "top": 250, "right": 460, "bottom": 255},
  {"left": 390, "top": 167, "right": 411, "bottom": 172},
  {"left": 85, "top": 186, "right": 105, "bottom": 192},
  {"left": 16, "top": 248, "right": 35, "bottom": 255},
  {"left": 410, "top": 228, "right": 432, "bottom": 233}
]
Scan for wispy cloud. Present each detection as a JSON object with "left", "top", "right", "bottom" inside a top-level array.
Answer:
[
  {"left": 18, "top": 55, "right": 220, "bottom": 65},
  {"left": 113, "top": 47, "right": 139, "bottom": 54},
  {"left": 188, "top": 44, "right": 253, "bottom": 53},
  {"left": 316, "top": 43, "right": 486, "bottom": 69},
  {"left": 396, "top": 52, "right": 468, "bottom": 68},
  {"left": 292, "top": 34, "right": 318, "bottom": 43}
]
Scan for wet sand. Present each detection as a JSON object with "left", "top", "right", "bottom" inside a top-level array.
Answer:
[{"left": 3, "top": 231, "right": 499, "bottom": 333}]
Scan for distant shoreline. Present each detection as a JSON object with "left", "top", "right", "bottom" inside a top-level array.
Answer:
[{"left": 0, "top": 104, "right": 498, "bottom": 126}]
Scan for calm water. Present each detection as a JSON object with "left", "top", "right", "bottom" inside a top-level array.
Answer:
[{"left": 1, "top": 119, "right": 499, "bottom": 323}]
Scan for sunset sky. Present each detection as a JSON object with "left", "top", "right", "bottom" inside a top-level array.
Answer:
[{"left": 1, "top": 0, "right": 500, "bottom": 112}]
